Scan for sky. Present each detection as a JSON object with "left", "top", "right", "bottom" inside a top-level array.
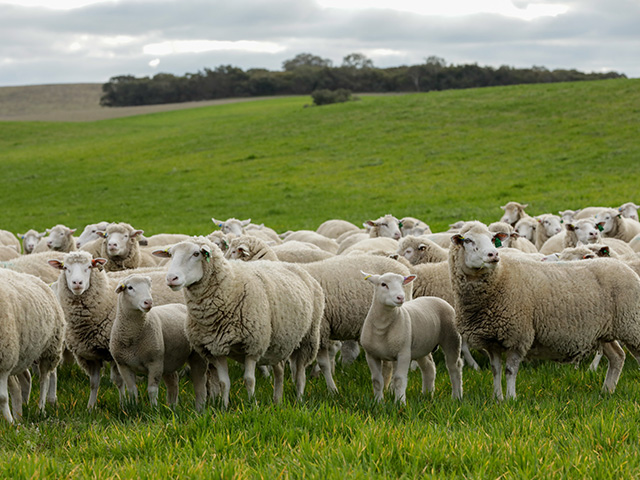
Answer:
[{"left": 0, "top": 0, "right": 638, "bottom": 87}]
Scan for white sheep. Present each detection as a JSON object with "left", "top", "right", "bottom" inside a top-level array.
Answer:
[
  {"left": 0, "top": 269, "right": 65, "bottom": 423},
  {"left": 595, "top": 208, "right": 640, "bottom": 243},
  {"left": 18, "top": 229, "right": 45, "bottom": 254},
  {"left": 365, "top": 214, "right": 402, "bottom": 240},
  {"left": 76, "top": 221, "right": 110, "bottom": 249},
  {"left": 1, "top": 251, "right": 66, "bottom": 284},
  {"left": 399, "top": 217, "right": 432, "bottom": 237},
  {"left": 514, "top": 217, "right": 537, "bottom": 244},
  {"left": 397, "top": 235, "right": 448, "bottom": 264},
  {"left": 281, "top": 230, "right": 339, "bottom": 254},
  {"left": 98, "top": 222, "right": 158, "bottom": 271},
  {"left": 316, "top": 219, "right": 361, "bottom": 239},
  {"left": 138, "top": 233, "right": 191, "bottom": 248},
  {"left": 0, "top": 229, "right": 21, "bottom": 254},
  {"left": 0, "top": 246, "right": 20, "bottom": 261},
  {"left": 33, "top": 224, "right": 77, "bottom": 253},
  {"left": 499, "top": 202, "right": 530, "bottom": 227},
  {"left": 618, "top": 202, "right": 640, "bottom": 222},
  {"left": 110, "top": 274, "right": 208, "bottom": 409},
  {"left": 488, "top": 222, "right": 537, "bottom": 254},
  {"left": 339, "top": 237, "right": 399, "bottom": 256},
  {"left": 211, "top": 217, "right": 251, "bottom": 236},
  {"left": 154, "top": 238, "right": 323, "bottom": 408},
  {"left": 449, "top": 221, "right": 640, "bottom": 400},
  {"left": 49, "top": 251, "right": 184, "bottom": 409},
  {"left": 534, "top": 214, "right": 562, "bottom": 250},
  {"left": 360, "top": 271, "right": 463, "bottom": 404},
  {"left": 558, "top": 210, "right": 579, "bottom": 225}
]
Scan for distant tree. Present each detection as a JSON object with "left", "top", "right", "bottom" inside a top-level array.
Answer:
[
  {"left": 342, "top": 53, "right": 374, "bottom": 69},
  {"left": 282, "top": 53, "right": 333, "bottom": 71}
]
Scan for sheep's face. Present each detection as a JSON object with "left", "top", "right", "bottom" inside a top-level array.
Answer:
[
  {"left": 116, "top": 275, "right": 153, "bottom": 313},
  {"left": 158, "top": 242, "right": 209, "bottom": 290},
  {"left": 514, "top": 220, "right": 535, "bottom": 243},
  {"left": 49, "top": 254, "right": 106, "bottom": 295},
  {"left": 46, "top": 226, "right": 75, "bottom": 251},
  {"left": 559, "top": 210, "right": 577, "bottom": 225},
  {"left": 539, "top": 215, "right": 562, "bottom": 238},
  {"left": 558, "top": 247, "right": 596, "bottom": 261},
  {"left": 368, "top": 215, "right": 402, "bottom": 240},
  {"left": 398, "top": 244, "right": 417, "bottom": 264},
  {"left": 569, "top": 219, "right": 600, "bottom": 244},
  {"left": 22, "top": 231, "right": 43, "bottom": 253},
  {"left": 77, "top": 223, "right": 107, "bottom": 249},
  {"left": 213, "top": 218, "right": 250, "bottom": 236},
  {"left": 363, "top": 271, "right": 415, "bottom": 307},
  {"left": 102, "top": 227, "right": 142, "bottom": 257},
  {"left": 619, "top": 203, "right": 640, "bottom": 222},
  {"left": 594, "top": 211, "right": 618, "bottom": 235},
  {"left": 225, "top": 242, "right": 251, "bottom": 261},
  {"left": 451, "top": 230, "right": 503, "bottom": 271}
]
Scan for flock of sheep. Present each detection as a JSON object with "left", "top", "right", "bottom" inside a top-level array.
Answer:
[{"left": 2, "top": 200, "right": 640, "bottom": 423}]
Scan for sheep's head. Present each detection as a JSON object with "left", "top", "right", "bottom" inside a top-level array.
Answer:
[
  {"left": 99, "top": 223, "right": 143, "bottom": 258},
  {"left": 594, "top": 209, "right": 620, "bottom": 236},
  {"left": 77, "top": 221, "right": 110, "bottom": 249},
  {"left": 366, "top": 214, "right": 402, "bottom": 240},
  {"left": 45, "top": 225, "right": 76, "bottom": 251},
  {"left": 115, "top": 275, "right": 153, "bottom": 313},
  {"left": 514, "top": 217, "right": 537, "bottom": 243},
  {"left": 48, "top": 251, "right": 107, "bottom": 295},
  {"left": 154, "top": 238, "right": 216, "bottom": 291},
  {"left": 537, "top": 214, "right": 562, "bottom": 238},
  {"left": 451, "top": 222, "right": 505, "bottom": 272},
  {"left": 499, "top": 202, "right": 528, "bottom": 226},
  {"left": 19, "top": 229, "right": 44, "bottom": 254},
  {"left": 566, "top": 219, "right": 600, "bottom": 244},
  {"left": 212, "top": 217, "right": 250, "bottom": 236},
  {"left": 618, "top": 202, "right": 640, "bottom": 222},
  {"left": 362, "top": 271, "right": 415, "bottom": 307}
]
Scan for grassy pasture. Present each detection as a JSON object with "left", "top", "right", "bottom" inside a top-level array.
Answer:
[{"left": 1, "top": 78, "right": 640, "bottom": 478}]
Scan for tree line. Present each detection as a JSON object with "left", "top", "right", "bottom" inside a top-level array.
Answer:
[{"left": 100, "top": 53, "right": 625, "bottom": 107}]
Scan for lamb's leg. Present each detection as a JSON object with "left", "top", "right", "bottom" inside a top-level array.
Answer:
[
  {"left": 364, "top": 352, "right": 385, "bottom": 402},
  {"left": 393, "top": 352, "right": 412, "bottom": 405},
  {"left": 0, "top": 373, "right": 13, "bottom": 423},
  {"left": 461, "top": 339, "right": 481, "bottom": 371},
  {"left": 8, "top": 375, "right": 22, "bottom": 422},
  {"left": 416, "top": 354, "right": 436, "bottom": 396},
  {"left": 487, "top": 349, "right": 504, "bottom": 401},
  {"left": 504, "top": 350, "right": 522, "bottom": 400},
  {"left": 290, "top": 355, "right": 307, "bottom": 400},
  {"left": 243, "top": 356, "right": 259, "bottom": 401},
  {"left": 116, "top": 364, "right": 139, "bottom": 403},
  {"left": 602, "top": 341, "right": 626, "bottom": 393},
  {"left": 272, "top": 361, "right": 285, "bottom": 404},
  {"left": 213, "top": 356, "right": 231, "bottom": 409},
  {"left": 382, "top": 360, "right": 394, "bottom": 390},
  {"left": 19, "top": 369, "right": 31, "bottom": 404},
  {"left": 315, "top": 346, "right": 338, "bottom": 393},
  {"left": 163, "top": 371, "right": 179, "bottom": 406},
  {"left": 188, "top": 353, "right": 208, "bottom": 412},
  {"left": 146, "top": 362, "right": 164, "bottom": 407}
]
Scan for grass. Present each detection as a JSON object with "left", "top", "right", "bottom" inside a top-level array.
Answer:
[{"left": 1, "top": 78, "right": 639, "bottom": 478}]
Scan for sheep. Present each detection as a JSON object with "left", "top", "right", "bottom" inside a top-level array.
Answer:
[
  {"left": 360, "top": 271, "right": 463, "bottom": 404},
  {"left": 618, "top": 202, "right": 640, "bottom": 222},
  {"left": 397, "top": 235, "right": 448, "bottom": 264},
  {"left": 335, "top": 232, "right": 370, "bottom": 254},
  {"left": 132, "top": 233, "right": 191, "bottom": 248},
  {"left": 499, "top": 202, "right": 530, "bottom": 227},
  {"left": 339, "top": 237, "right": 399, "bottom": 256},
  {"left": 110, "top": 274, "right": 208, "bottom": 409},
  {"left": 595, "top": 208, "right": 640, "bottom": 243},
  {"left": 153, "top": 237, "right": 324, "bottom": 408},
  {"left": 558, "top": 210, "right": 579, "bottom": 225},
  {"left": 98, "top": 222, "right": 157, "bottom": 272},
  {"left": 365, "top": 214, "right": 402, "bottom": 240},
  {"left": 206, "top": 231, "right": 233, "bottom": 253},
  {"left": 488, "top": 222, "right": 537, "bottom": 254},
  {"left": 534, "top": 214, "right": 563, "bottom": 250},
  {"left": 0, "top": 269, "right": 65, "bottom": 423},
  {"left": 564, "top": 219, "right": 636, "bottom": 257},
  {"left": 271, "top": 241, "right": 334, "bottom": 263},
  {"left": 225, "top": 235, "right": 279, "bottom": 261},
  {"left": 316, "top": 219, "right": 361, "bottom": 239},
  {"left": 211, "top": 217, "right": 251, "bottom": 236},
  {"left": 1, "top": 251, "right": 66, "bottom": 284},
  {"left": 425, "top": 232, "right": 460, "bottom": 249},
  {"left": 0, "top": 229, "right": 21, "bottom": 253},
  {"left": 630, "top": 236, "right": 640, "bottom": 253},
  {"left": 514, "top": 217, "right": 537, "bottom": 244},
  {"left": 573, "top": 206, "right": 608, "bottom": 220},
  {"left": 0, "top": 246, "right": 20, "bottom": 261},
  {"left": 399, "top": 217, "right": 432, "bottom": 237},
  {"left": 76, "top": 221, "right": 110, "bottom": 249},
  {"left": 449, "top": 221, "right": 640, "bottom": 400},
  {"left": 48, "top": 251, "right": 184, "bottom": 409},
  {"left": 18, "top": 229, "right": 45, "bottom": 254},
  {"left": 282, "top": 230, "right": 339, "bottom": 254},
  {"left": 33, "top": 224, "right": 77, "bottom": 253}
]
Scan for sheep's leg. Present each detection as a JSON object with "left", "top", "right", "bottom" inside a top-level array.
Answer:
[
  {"left": 46, "top": 369, "right": 57, "bottom": 405},
  {"left": 162, "top": 371, "right": 179, "bottom": 406},
  {"left": 146, "top": 363, "right": 164, "bottom": 407},
  {"left": 589, "top": 349, "right": 604, "bottom": 371},
  {"left": 504, "top": 351, "right": 522, "bottom": 400},
  {"left": 602, "top": 341, "right": 626, "bottom": 393},
  {"left": 188, "top": 353, "right": 208, "bottom": 412},
  {"left": 461, "top": 339, "right": 481, "bottom": 371},
  {"left": 8, "top": 375, "right": 22, "bottom": 422},
  {"left": 393, "top": 352, "right": 412, "bottom": 404},
  {"left": 416, "top": 354, "right": 436, "bottom": 396},
  {"left": 487, "top": 349, "right": 504, "bottom": 401},
  {"left": 109, "top": 363, "right": 126, "bottom": 403},
  {"left": 0, "top": 373, "right": 13, "bottom": 423},
  {"left": 206, "top": 364, "right": 221, "bottom": 402},
  {"left": 258, "top": 366, "right": 271, "bottom": 378},
  {"left": 315, "top": 347, "right": 338, "bottom": 394},
  {"left": 86, "top": 361, "right": 103, "bottom": 409},
  {"left": 213, "top": 356, "right": 231, "bottom": 409},
  {"left": 19, "top": 369, "right": 31, "bottom": 405},
  {"left": 272, "top": 362, "right": 285, "bottom": 404},
  {"left": 624, "top": 343, "right": 640, "bottom": 369},
  {"left": 117, "top": 364, "right": 138, "bottom": 403},
  {"left": 364, "top": 352, "right": 385, "bottom": 402},
  {"left": 340, "top": 340, "right": 360, "bottom": 366},
  {"left": 243, "top": 356, "right": 259, "bottom": 401},
  {"left": 290, "top": 356, "right": 307, "bottom": 400}
]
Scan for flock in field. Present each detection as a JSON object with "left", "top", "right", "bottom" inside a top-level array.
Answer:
[{"left": 2, "top": 200, "right": 640, "bottom": 423}]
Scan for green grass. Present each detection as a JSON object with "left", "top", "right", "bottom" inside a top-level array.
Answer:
[{"left": 1, "top": 78, "right": 640, "bottom": 478}]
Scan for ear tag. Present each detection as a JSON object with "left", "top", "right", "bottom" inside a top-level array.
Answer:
[
  {"left": 204, "top": 250, "right": 211, "bottom": 262},
  {"left": 597, "top": 224, "right": 604, "bottom": 232},
  {"left": 494, "top": 238, "right": 502, "bottom": 248},
  {"left": 398, "top": 221, "right": 404, "bottom": 229},
  {"left": 364, "top": 274, "right": 372, "bottom": 280}
]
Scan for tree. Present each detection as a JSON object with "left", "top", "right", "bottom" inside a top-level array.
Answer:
[
  {"left": 342, "top": 53, "right": 374, "bottom": 69},
  {"left": 282, "top": 53, "right": 333, "bottom": 71}
]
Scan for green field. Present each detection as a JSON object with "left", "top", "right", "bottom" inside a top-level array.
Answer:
[{"left": 1, "top": 78, "right": 640, "bottom": 478}]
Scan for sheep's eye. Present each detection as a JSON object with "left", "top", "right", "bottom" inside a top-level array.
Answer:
[
  {"left": 193, "top": 252, "right": 200, "bottom": 257},
  {"left": 127, "top": 286, "right": 133, "bottom": 290},
  {"left": 381, "top": 282, "right": 387, "bottom": 288}
]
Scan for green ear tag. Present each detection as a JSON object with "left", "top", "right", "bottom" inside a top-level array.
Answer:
[
  {"left": 398, "top": 221, "right": 404, "bottom": 229},
  {"left": 494, "top": 238, "right": 502, "bottom": 248},
  {"left": 204, "top": 251, "right": 211, "bottom": 262},
  {"left": 597, "top": 224, "right": 604, "bottom": 232}
]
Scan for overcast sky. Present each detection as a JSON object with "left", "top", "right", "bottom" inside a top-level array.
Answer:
[{"left": 0, "top": 0, "right": 638, "bottom": 87}]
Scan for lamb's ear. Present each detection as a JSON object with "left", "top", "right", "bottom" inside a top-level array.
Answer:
[
  {"left": 115, "top": 283, "right": 126, "bottom": 294},
  {"left": 67, "top": 228, "right": 77, "bottom": 235},
  {"left": 361, "top": 271, "right": 379, "bottom": 284},
  {"left": 451, "top": 234, "right": 465, "bottom": 246},
  {"left": 38, "top": 231, "right": 46, "bottom": 239},
  {"left": 500, "top": 205, "right": 506, "bottom": 210},
  {"left": 48, "top": 260, "right": 64, "bottom": 270},
  {"left": 493, "top": 232, "right": 509, "bottom": 248},
  {"left": 597, "top": 246, "right": 611, "bottom": 257},
  {"left": 403, "top": 275, "right": 417, "bottom": 286},
  {"left": 91, "top": 258, "right": 107, "bottom": 268},
  {"left": 152, "top": 249, "right": 171, "bottom": 258}
]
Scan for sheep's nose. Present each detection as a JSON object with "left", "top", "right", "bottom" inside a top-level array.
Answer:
[
  {"left": 396, "top": 294, "right": 405, "bottom": 304},
  {"left": 166, "top": 273, "right": 179, "bottom": 285}
]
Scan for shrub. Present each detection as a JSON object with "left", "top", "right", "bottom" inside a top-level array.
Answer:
[{"left": 311, "top": 88, "right": 353, "bottom": 106}]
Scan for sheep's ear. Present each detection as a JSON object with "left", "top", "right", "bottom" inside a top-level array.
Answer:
[
  {"left": 131, "top": 230, "right": 144, "bottom": 238},
  {"left": 451, "top": 234, "right": 465, "bottom": 246},
  {"left": 96, "top": 231, "right": 107, "bottom": 238},
  {"left": 152, "top": 249, "right": 171, "bottom": 258},
  {"left": 522, "top": 204, "right": 529, "bottom": 209},
  {"left": 388, "top": 253, "right": 399, "bottom": 260},
  {"left": 201, "top": 245, "right": 212, "bottom": 262},
  {"left": 565, "top": 223, "right": 576, "bottom": 231},
  {"left": 38, "top": 231, "right": 46, "bottom": 238},
  {"left": 18, "top": 233, "right": 25, "bottom": 239},
  {"left": 493, "top": 233, "right": 509, "bottom": 248},
  {"left": 403, "top": 275, "right": 417, "bottom": 286},
  {"left": 48, "top": 260, "right": 64, "bottom": 270},
  {"left": 241, "top": 219, "right": 251, "bottom": 227},
  {"left": 115, "top": 283, "right": 126, "bottom": 294},
  {"left": 365, "top": 220, "right": 378, "bottom": 228},
  {"left": 68, "top": 228, "right": 77, "bottom": 235},
  {"left": 212, "top": 218, "right": 223, "bottom": 228},
  {"left": 583, "top": 254, "right": 595, "bottom": 260},
  {"left": 361, "top": 271, "right": 379, "bottom": 284},
  {"left": 597, "top": 246, "right": 611, "bottom": 257},
  {"left": 91, "top": 258, "right": 108, "bottom": 268},
  {"left": 500, "top": 205, "right": 506, "bottom": 210}
]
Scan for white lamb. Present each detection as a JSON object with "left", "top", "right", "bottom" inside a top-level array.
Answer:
[
  {"left": 360, "top": 272, "right": 463, "bottom": 404},
  {"left": 618, "top": 202, "right": 639, "bottom": 222},
  {"left": 0, "top": 269, "right": 65, "bottom": 423},
  {"left": 1, "top": 251, "right": 66, "bottom": 284},
  {"left": 110, "top": 274, "right": 208, "bottom": 409},
  {"left": 154, "top": 238, "right": 323, "bottom": 408},
  {"left": 449, "top": 221, "right": 640, "bottom": 400},
  {"left": 514, "top": 217, "right": 537, "bottom": 244}
]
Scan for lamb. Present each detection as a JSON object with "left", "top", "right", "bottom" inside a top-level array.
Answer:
[
  {"left": 226, "top": 235, "right": 333, "bottom": 264},
  {"left": 212, "top": 217, "right": 281, "bottom": 244},
  {"left": 534, "top": 214, "right": 562, "bottom": 250},
  {"left": 365, "top": 214, "right": 402, "bottom": 240},
  {"left": 110, "top": 274, "right": 208, "bottom": 409},
  {"left": 595, "top": 208, "right": 640, "bottom": 243},
  {"left": 397, "top": 235, "right": 448, "bottom": 264},
  {"left": 499, "top": 202, "right": 530, "bottom": 227},
  {"left": 0, "top": 269, "right": 65, "bottom": 423},
  {"left": 449, "top": 221, "right": 640, "bottom": 400},
  {"left": 153, "top": 238, "right": 323, "bottom": 408},
  {"left": 360, "top": 272, "right": 463, "bottom": 404},
  {"left": 33, "top": 224, "right": 77, "bottom": 253},
  {"left": 316, "top": 219, "right": 361, "bottom": 239},
  {"left": 76, "top": 221, "right": 110, "bottom": 249},
  {"left": 98, "top": 222, "right": 158, "bottom": 272},
  {"left": 399, "top": 217, "right": 432, "bottom": 237},
  {"left": 49, "top": 251, "right": 184, "bottom": 409},
  {"left": 18, "top": 229, "right": 44, "bottom": 254}
]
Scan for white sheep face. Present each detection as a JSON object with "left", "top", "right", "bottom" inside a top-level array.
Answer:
[
  {"left": 103, "top": 228, "right": 140, "bottom": 257},
  {"left": 22, "top": 231, "right": 43, "bottom": 253},
  {"left": 539, "top": 215, "right": 562, "bottom": 238},
  {"left": 368, "top": 215, "right": 402, "bottom": 240},
  {"left": 116, "top": 275, "right": 153, "bottom": 313},
  {"left": 364, "top": 272, "right": 414, "bottom": 307},
  {"left": 594, "top": 211, "right": 618, "bottom": 235},
  {"left": 162, "top": 242, "right": 209, "bottom": 290},
  {"left": 514, "top": 219, "right": 535, "bottom": 243},
  {"left": 570, "top": 219, "right": 600, "bottom": 244},
  {"left": 619, "top": 203, "right": 639, "bottom": 222},
  {"left": 452, "top": 231, "right": 502, "bottom": 271},
  {"left": 224, "top": 243, "right": 249, "bottom": 261},
  {"left": 46, "top": 225, "right": 75, "bottom": 250},
  {"left": 559, "top": 210, "right": 578, "bottom": 225},
  {"left": 212, "top": 218, "right": 250, "bottom": 236},
  {"left": 49, "top": 254, "right": 105, "bottom": 296},
  {"left": 77, "top": 222, "right": 109, "bottom": 248},
  {"left": 399, "top": 246, "right": 416, "bottom": 263}
]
